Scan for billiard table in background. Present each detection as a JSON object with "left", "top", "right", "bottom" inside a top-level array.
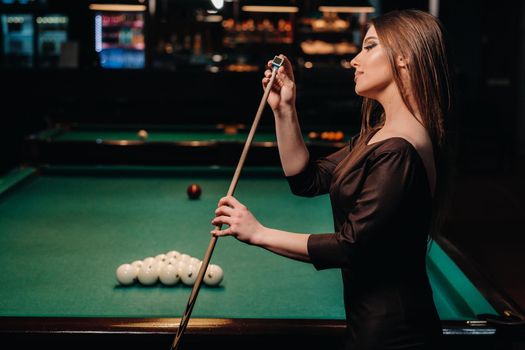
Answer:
[
  {"left": 21, "top": 123, "right": 351, "bottom": 167},
  {"left": 0, "top": 163, "right": 523, "bottom": 350}
]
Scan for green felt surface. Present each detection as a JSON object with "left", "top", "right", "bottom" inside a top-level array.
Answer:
[
  {"left": 0, "top": 166, "right": 497, "bottom": 321},
  {"left": 36, "top": 125, "right": 350, "bottom": 143},
  {"left": 53, "top": 130, "right": 280, "bottom": 142}
]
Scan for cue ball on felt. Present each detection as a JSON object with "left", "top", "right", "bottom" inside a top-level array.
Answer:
[
  {"left": 187, "top": 184, "right": 201, "bottom": 199},
  {"left": 116, "top": 263, "right": 137, "bottom": 285},
  {"left": 204, "top": 264, "right": 224, "bottom": 287},
  {"left": 137, "top": 129, "right": 148, "bottom": 140}
]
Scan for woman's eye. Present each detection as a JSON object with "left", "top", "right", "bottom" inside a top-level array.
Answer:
[{"left": 364, "top": 43, "right": 377, "bottom": 51}]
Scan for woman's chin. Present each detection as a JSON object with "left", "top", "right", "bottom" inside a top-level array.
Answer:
[
  {"left": 354, "top": 85, "right": 378, "bottom": 100},
  {"left": 354, "top": 87, "right": 369, "bottom": 98}
]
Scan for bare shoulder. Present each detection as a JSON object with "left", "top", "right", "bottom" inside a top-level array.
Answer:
[
  {"left": 370, "top": 128, "right": 431, "bottom": 157},
  {"left": 398, "top": 130, "right": 432, "bottom": 158},
  {"left": 369, "top": 127, "right": 436, "bottom": 195}
]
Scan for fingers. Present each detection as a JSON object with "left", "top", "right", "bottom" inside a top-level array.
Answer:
[
  {"left": 263, "top": 55, "right": 292, "bottom": 92},
  {"left": 278, "top": 55, "right": 295, "bottom": 83},
  {"left": 277, "top": 66, "right": 292, "bottom": 86},
  {"left": 216, "top": 196, "right": 233, "bottom": 208},
  {"left": 262, "top": 70, "right": 274, "bottom": 87},
  {"left": 210, "top": 208, "right": 235, "bottom": 237},
  {"left": 211, "top": 215, "right": 231, "bottom": 227},
  {"left": 217, "top": 195, "right": 243, "bottom": 209},
  {"left": 211, "top": 227, "right": 232, "bottom": 237},
  {"left": 262, "top": 68, "right": 286, "bottom": 93},
  {"left": 264, "top": 55, "right": 294, "bottom": 87},
  {"left": 262, "top": 77, "right": 282, "bottom": 93},
  {"left": 212, "top": 196, "right": 248, "bottom": 236},
  {"left": 215, "top": 205, "right": 233, "bottom": 217}
]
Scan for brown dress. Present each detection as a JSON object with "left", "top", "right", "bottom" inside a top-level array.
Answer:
[{"left": 286, "top": 133, "right": 442, "bottom": 349}]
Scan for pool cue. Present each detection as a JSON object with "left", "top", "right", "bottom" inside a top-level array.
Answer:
[{"left": 170, "top": 56, "right": 284, "bottom": 350}]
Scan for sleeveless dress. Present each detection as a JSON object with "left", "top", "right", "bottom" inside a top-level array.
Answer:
[{"left": 286, "top": 134, "right": 443, "bottom": 349}]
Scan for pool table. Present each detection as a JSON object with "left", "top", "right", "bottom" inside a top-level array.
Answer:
[
  {"left": 0, "top": 164, "right": 516, "bottom": 349},
  {"left": 23, "top": 123, "right": 350, "bottom": 167}
]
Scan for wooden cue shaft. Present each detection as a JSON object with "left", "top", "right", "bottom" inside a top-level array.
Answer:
[{"left": 171, "top": 66, "right": 280, "bottom": 350}]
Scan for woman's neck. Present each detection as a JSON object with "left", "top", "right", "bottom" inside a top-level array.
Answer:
[{"left": 376, "top": 84, "right": 422, "bottom": 131}]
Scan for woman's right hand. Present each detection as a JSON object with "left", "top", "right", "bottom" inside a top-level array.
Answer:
[{"left": 262, "top": 54, "right": 296, "bottom": 115}]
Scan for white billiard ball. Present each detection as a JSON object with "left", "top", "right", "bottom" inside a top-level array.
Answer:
[
  {"left": 151, "top": 261, "right": 166, "bottom": 276},
  {"left": 180, "top": 254, "right": 191, "bottom": 263},
  {"left": 155, "top": 254, "right": 167, "bottom": 263},
  {"left": 159, "top": 264, "right": 180, "bottom": 286},
  {"left": 131, "top": 260, "right": 143, "bottom": 271},
  {"left": 166, "top": 250, "right": 181, "bottom": 260},
  {"left": 188, "top": 257, "right": 201, "bottom": 266},
  {"left": 137, "top": 265, "right": 158, "bottom": 285},
  {"left": 142, "top": 257, "right": 155, "bottom": 267},
  {"left": 167, "top": 257, "right": 179, "bottom": 266},
  {"left": 116, "top": 263, "right": 137, "bottom": 285},
  {"left": 174, "top": 260, "right": 186, "bottom": 275},
  {"left": 179, "top": 263, "right": 199, "bottom": 286},
  {"left": 203, "top": 264, "right": 224, "bottom": 287},
  {"left": 193, "top": 261, "right": 203, "bottom": 271}
]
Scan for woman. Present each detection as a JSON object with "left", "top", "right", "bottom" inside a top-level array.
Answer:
[{"left": 211, "top": 9, "right": 452, "bottom": 350}]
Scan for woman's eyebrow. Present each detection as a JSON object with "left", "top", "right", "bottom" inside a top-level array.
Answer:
[{"left": 363, "top": 36, "right": 378, "bottom": 44}]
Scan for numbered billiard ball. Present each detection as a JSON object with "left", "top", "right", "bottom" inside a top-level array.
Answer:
[
  {"left": 179, "top": 263, "right": 199, "bottom": 286},
  {"left": 187, "top": 184, "right": 201, "bottom": 199},
  {"left": 204, "top": 264, "right": 224, "bottom": 287},
  {"left": 159, "top": 264, "right": 181, "bottom": 286},
  {"left": 137, "top": 264, "right": 158, "bottom": 285}
]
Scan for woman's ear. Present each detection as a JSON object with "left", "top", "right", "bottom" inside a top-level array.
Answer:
[{"left": 396, "top": 55, "right": 409, "bottom": 69}]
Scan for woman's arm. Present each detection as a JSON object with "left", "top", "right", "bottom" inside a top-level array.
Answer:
[
  {"left": 254, "top": 227, "right": 311, "bottom": 263},
  {"left": 274, "top": 107, "right": 310, "bottom": 177},
  {"left": 211, "top": 196, "right": 311, "bottom": 263},
  {"left": 262, "top": 55, "right": 309, "bottom": 176}
]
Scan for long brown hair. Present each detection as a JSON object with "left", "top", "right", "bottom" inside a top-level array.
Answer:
[{"left": 351, "top": 9, "right": 453, "bottom": 238}]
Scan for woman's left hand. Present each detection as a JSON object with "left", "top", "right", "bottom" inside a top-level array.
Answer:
[{"left": 211, "top": 196, "right": 265, "bottom": 245}]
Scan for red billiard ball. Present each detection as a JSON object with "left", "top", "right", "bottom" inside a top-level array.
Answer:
[{"left": 187, "top": 184, "right": 201, "bottom": 199}]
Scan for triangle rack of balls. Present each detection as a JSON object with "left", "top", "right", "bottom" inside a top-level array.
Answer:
[{"left": 115, "top": 250, "right": 224, "bottom": 287}]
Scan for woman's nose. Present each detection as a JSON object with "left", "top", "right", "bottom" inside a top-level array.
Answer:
[{"left": 350, "top": 55, "right": 359, "bottom": 69}]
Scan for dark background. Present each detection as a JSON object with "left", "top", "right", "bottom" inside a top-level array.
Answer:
[
  {"left": 1, "top": 0, "right": 525, "bottom": 320},
  {"left": 1, "top": 0, "right": 523, "bottom": 174},
  {"left": 1, "top": 0, "right": 523, "bottom": 173}
]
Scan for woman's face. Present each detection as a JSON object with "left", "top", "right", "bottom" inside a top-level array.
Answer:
[{"left": 351, "top": 26, "right": 394, "bottom": 98}]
